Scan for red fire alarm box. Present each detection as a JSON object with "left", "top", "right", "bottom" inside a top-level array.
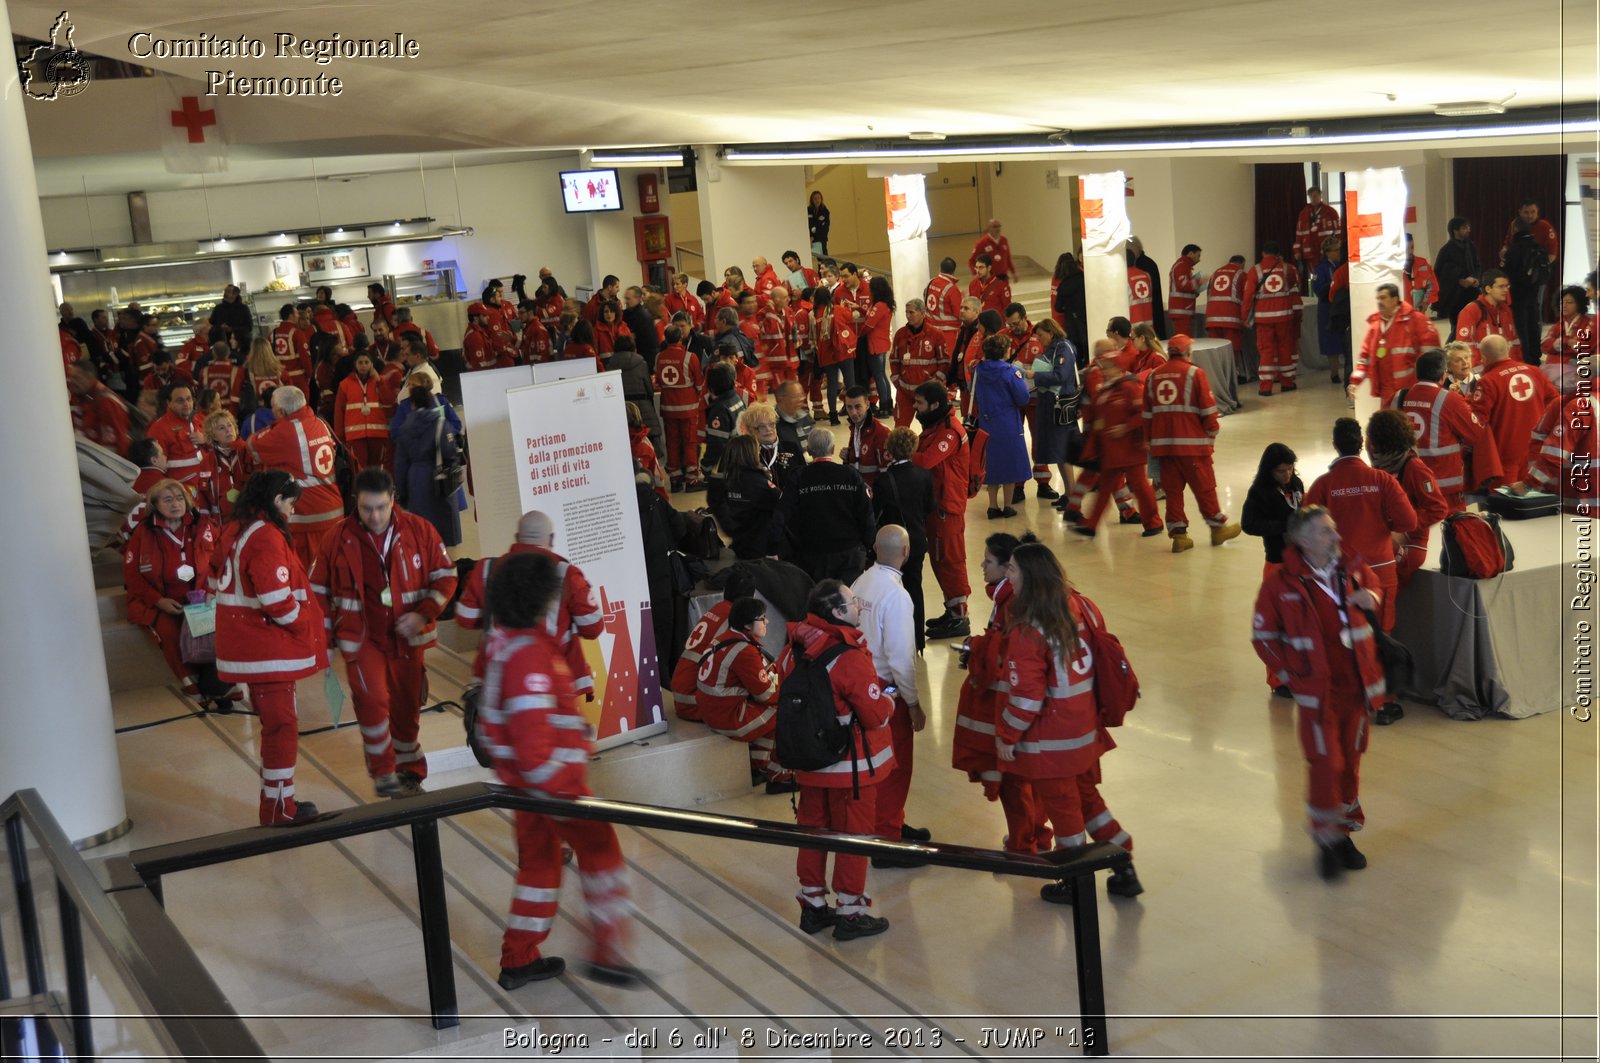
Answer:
[{"left": 637, "top": 172, "right": 661, "bottom": 214}]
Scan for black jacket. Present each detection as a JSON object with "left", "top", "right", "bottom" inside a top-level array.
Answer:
[
  {"left": 208, "top": 298, "right": 254, "bottom": 347},
  {"left": 721, "top": 465, "right": 786, "bottom": 560},
  {"left": 1241, "top": 475, "right": 1305, "bottom": 564},
  {"left": 1433, "top": 237, "right": 1481, "bottom": 319},
  {"left": 873, "top": 459, "right": 935, "bottom": 552},
  {"left": 795, "top": 459, "right": 875, "bottom": 555},
  {"left": 776, "top": 409, "right": 814, "bottom": 452},
  {"left": 621, "top": 305, "right": 660, "bottom": 367}
]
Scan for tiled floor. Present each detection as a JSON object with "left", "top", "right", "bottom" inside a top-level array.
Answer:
[{"left": 75, "top": 375, "right": 1599, "bottom": 1061}]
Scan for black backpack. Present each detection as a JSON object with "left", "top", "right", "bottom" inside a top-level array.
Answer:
[
  {"left": 774, "top": 641, "right": 866, "bottom": 781},
  {"left": 1505, "top": 230, "right": 1550, "bottom": 290}
]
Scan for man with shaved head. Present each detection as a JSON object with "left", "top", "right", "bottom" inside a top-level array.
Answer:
[
  {"left": 969, "top": 218, "right": 1015, "bottom": 281},
  {"left": 751, "top": 255, "right": 782, "bottom": 305},
  {"left": 851, "top": 524, "right": 930, "bottom": 858},
  {"left": 455, "top": 510, "right": 605, "bottom": 698}
]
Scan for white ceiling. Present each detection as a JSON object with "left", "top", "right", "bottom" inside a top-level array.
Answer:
[{"left": 13, "top": 0, "right": 1598, "bottom": 193}]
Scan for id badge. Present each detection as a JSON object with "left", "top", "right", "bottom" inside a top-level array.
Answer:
[
  {"left": 380, "top": 585, "right": 393, "bottom": 607},
  {"left": 1339, "top": 629, "right": 1353, "bottom": 649},
  {"left": 176, "top": 564, "right": 195, "bottom": 582},
  {"left": 1376, "top": 345, "right": 1388, "bottom": 360}
]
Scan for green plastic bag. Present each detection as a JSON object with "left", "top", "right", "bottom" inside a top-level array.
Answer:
[{"left": 323, "top": 669, "right": 345, "bottom": 729}]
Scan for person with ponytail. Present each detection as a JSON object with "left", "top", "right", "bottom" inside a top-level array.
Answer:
[{"left": 211, "top": 469, "right": 328, "bottom": 826}]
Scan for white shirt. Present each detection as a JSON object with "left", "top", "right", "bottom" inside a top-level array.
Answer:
[{"left": 850, "top": 563, "right": 919, "bottom": 705}]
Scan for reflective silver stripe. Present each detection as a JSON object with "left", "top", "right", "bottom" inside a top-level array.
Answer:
[
  {"left": 261, "top": 766, "right": 295, "bottom": 781},
  {"left": 400, "top": 589, "right": 429, "bottom": 604},
  {"left": 1045, "top": 676, "right": 1094, "bottom": 699},
  {"left": 337, "top": 639, "right": 361, "bottom": 655},
  {"left": 1286, "top": 636, "right": 1315, "bottom": 650},
  {"left": 711, "top": 705, "right": 777, "bottom": 739},
  {"left": 428, "top": 567, "right": 455, "bottom": 581},
  {"left": 572, "top": 609, "right": 602, "bottom": 627},
  {"left": 1311, "top": 723, "right": 1327, "bottom": 756},
  {"left": 274, "top": 603, "right": 301, "bottom": 625},
  {"left": 506, "top": 914, "right": 553, "bottom": 933},
  {"left": 360, "top": 724, "right": 388, "bottom": 738},
  {"left": 1085, "top": 810, "right": 1114, "bottom": 832},
  {"left": 216, "top": 592, "right": 262, "bottom": 608},
  {"left": 545, "top": 714, "right": 590, "bottom": 731},
  {"left": 1365, "top": 681, "right": 1387, "bottom": 701},
  {"left": 1009, "top": 695, "right": 1044, "bottom": 712},
  {"left": 503, "top": 694, "right": 560, "bottom": 713},
  {"left": 1252, "top": 630, "right": 1281, "bottom": 643},
  {"left": 807, "top": 744, "right": 895, "bottom": 774},
  {"left": 1001, "top": 709, "right": 1033, "bottom": 731},
  {"left": 217, "top": 654, "right": 318, "bottom": 674},
  {"left": 334, "top": 597, "right": 362, "bottom": 611},
  {"left": 954, "top": 716, "right": 996, "bottom": 735},
  {"left": 405, "top": 631, "right": 433, "bottom": 647},
  {"left": 1150, "top": 437, "right": 1216, "bottom": 447},
  {"left": 308, "top": 582, "right": 328, "bottom": 596},
  {"left": 1294, "top": 693, "right": 1321, "bottom": 709},
  {"left": 454, "top": 603, "right": 481, "bottom": 620},
  {"left": 1014, "top": 730, "right": 1099, "bottom": 754}
]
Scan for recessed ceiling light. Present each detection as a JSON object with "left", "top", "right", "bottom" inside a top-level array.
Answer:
[
  {"left": 907, "top": 131, "right": 946, "bottom": 141},
  {"left": 1435, "top": 101, "right": 1507, "bottom": 117}
]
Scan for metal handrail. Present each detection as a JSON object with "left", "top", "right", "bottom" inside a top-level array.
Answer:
[
  {"left": 0, "top": 790, "right": 265, "bottom": 1060},
  {"left": 129, "top": 781, "right": 1126, "bottom": 1056}
]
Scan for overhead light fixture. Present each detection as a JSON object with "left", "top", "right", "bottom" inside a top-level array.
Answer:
[
  {"left": 1434, "top": 101, "right": 1507, "bottom": 117},
  {"left": 589, "top": 149, "right": 686, "bottom": 165},
  {"left": 907, "top": 131, "right": 946, "bottom": 142}
]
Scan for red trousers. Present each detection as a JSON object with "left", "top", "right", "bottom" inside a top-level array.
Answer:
[
  {"left": 1372, "top": 563, "right": 1399, "bottom": 634},
  {"left": 872, "top": 698, "right": 915, "bottom": 837},
  {"left": 345, "top": 437, "right": 386, "bottom": 472},
  {"left": 999, "top": 775, "right": 1051, "bottom": 853},
  {"left": 706, "top": 702, "right": 784, "bottom": 779},
  {"left": 1067, "top": 472, "right": 1134, "bottom": 516},
  {"left": 1169, "top": 310, "right": 1195, "bottom": 338},
  {"left": 251, "top": 680, "right": 303, "bottom": 825},
  {"left": 1157, "top": 455, "right": 1226, "bottom": 532},
  {"left": 894, "top": 387, "right": 919, "bottom": 428},
  {"left": 663, "top": 415, "right": 700, "bottom": 482},
  {"left": 796, "top": 783, "right": 878, "bottom": 914},
  {"left": 1255, "top": 319, "right": 1297, "bottom": 387},
  {"left": 1085, "top": 465, "right": 1161, "bottom": 531},
  {"left": 1263, "top": 560, "right": 1284, "bottom": 688},
  {"left": 927, "top": 513, "right": 970, "bottom": 611},
  {"left": 1078, "top": 761, "right": 1132, "bottom": 853},
  {"left": 503, "top": 806, "right": 630, "bottom": 969},
  {"left": 1299, "top": 695, "right": 1368, "bottom": 844},
  {"left": 798, "top": 363, "right": 825, "bottom": 415},
  {"left": 1398, "top": 534, "right": 1429, "bottom": 588},
  {"left": 1030, "top": 774, "right": 1088, "bottom": 848},
  {"left": 345, "top": 643, "right": 427, "bottom": 779},
  {"left": 1206, "top": 326, "right": 1245, "bottom": 371},
  {"left": 144, "top": 611, "right": 196, "bottom": 686},
  {"left": 288, "top": 527, "right": 332, "bottom": 576}
]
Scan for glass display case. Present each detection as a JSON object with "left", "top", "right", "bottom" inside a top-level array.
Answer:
[{"left": 384, "top": 267, "right": 462, "bottom": 305}]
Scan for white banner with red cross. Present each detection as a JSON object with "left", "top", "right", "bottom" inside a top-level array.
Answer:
[
  {"left": 1344, "top": 168, "right": 1407, "bottom": 287},
  {"left": 1079, "top": 171, "right": 1132, "bottom": 336},
  {"left": 885, "top": 173, "right": 931, "bottom": 330},
  {"left": 162, "top": 80, "right": 226, "bottom": 174}
]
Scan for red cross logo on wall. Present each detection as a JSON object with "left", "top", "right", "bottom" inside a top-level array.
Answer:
[{"left": 170, "top": 96, "right": 216, "bottom": 143}]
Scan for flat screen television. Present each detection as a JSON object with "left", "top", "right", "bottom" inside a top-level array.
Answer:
[{"left": 559, "top": 168, "right": 623, "bottom": 213}]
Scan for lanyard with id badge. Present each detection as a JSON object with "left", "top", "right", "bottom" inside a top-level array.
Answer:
[
  {"left": 1309, "top": 565, "right": 1354, "bottom": 649},
  {"left": 370, "top": 524, "right": 397, "bottom": 608}
]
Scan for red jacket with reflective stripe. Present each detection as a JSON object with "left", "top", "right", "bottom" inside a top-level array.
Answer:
[
  {"left": 1454, "top": 297, "right": 1521, "bottom": 364},
  {"left": 996, "top": 612, "right": 1105, "bottom": 780},
  {"left": 1304, "top": 456, "right": 1417, "bottom": 568},
  {"left": 969, "top": 275, "right": 1011, "bottom": 316},
  {"left": 245, "top": 406, "right": 344, "bottom": 533},
  {"left": 456, "top": 543, "right": 603, "bottom": 693},
  {"left": 147, "top": 411, "right": 206, "bottom": 485},
  {"left": 813, "top": 304, "right": 857, "bottom": 369},
  {"left": 333, "top": 373, "right": 390, "bottom": 442},
  {"left": 671, "top": 600, "right": 733, "bottom": 708},
  {"left": 1143, "top": 358, "right": 1219, "bottom": 457},
  {"left": 1204, "top": 262, "right": 1245, "bottom": 326},
  {"left": 1127, "top": 267, "right": 1154, "bottom": 324},
  {"left": 924, "top": 273, "right": 963, "bottom": 348},
  {"left": 1168, "top": 256, "right": 1201, "bottom": 314},
  {"left": 210, "top": 518, "right": 327, "bottom": 683},
  {"left": 1240, "top": 256, "right": 1300, "bottom": 322},
  {"left": 308, "top": 509, "right": 456, "bottom": 658},
  {"left": 1472, "top": 358, "right": 1560, "bottom": 485},
  {"left": 1293, "top": 203, "right": 1342, "bottom": 263},
  {"left": 123, "top": 512, "right": 217, "bottom": 628},
  {"left": 1388, "top": 381, "right": 1502, "bottom": 495},
  {"left": 1350, "top": 303, "right": 1436, "bottom": 400},
  {"left": 1084, "top": 374, "right": 1148, "bottom": 469},
  {"left": 655, "top": 343, "right": 705, "bottom": 418},
  {"left": 890, "top": 324, "right": 947, "bottom": 389},
  {"left": 911, "top": 410, "right": 968, "bottom": 517},
  {"left": 695, "top": 633, "right": 779, "bottom": 737},
  {"left": 1528, "top": 394, "right": 1598, "bottom": 510},
  {"left": 480, "top": 627, "right": 593, "bottom": 798},
  {"left": 777, "top": 616, "right": 894, "bottom": 788},
  {"left": 1252, "top": 545, "right": 1388, "bottom": 715},
  {"left": 842, "top": 416, "right": 891, "bottom": 487},
  {"left": 757, "top": 308, "right": 795, "bottom": 377},
  {"left": 519, "top": 318, "right": 553, "bottom": 365},
  {"left": 968, "top": 234, "right": 1015, "bottom": 279}
]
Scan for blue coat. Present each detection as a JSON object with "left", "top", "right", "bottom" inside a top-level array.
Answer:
[
  {"left": 972, "top": 357, "right": 1032, "bottom": 485},
  {"left": 392, "top": 404, "right": 463, "bottom": 546},
  {"left": 1030, "top": 338, "right": 1080, "bottom": 465}
]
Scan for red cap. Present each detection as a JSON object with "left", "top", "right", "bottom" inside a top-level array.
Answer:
[
  {"left": 467, "top": 302, "right": 488, "bottom": 318},
  {"left": 1168, "top": 333, "right": 1193, "bottom": 354}
]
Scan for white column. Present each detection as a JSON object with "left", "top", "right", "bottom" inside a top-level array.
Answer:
[
  {"left": 0, "top": 0, "right": 127, "bottom": 843},
  {"left": 1342, "top": 167, "right": 1409, "bottom": 341},
  {"left": 882, "top": 172, "right": 931, "bottom": 329},
  {"left": 695, "top": 154, "right": 811, "bottom": 284},
  {"left": 1079, "top": 172, "right": 1132, "bottom": 343}
]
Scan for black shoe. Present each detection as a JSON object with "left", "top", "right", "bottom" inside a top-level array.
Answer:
[
  {"left": 267, "top": 801, "right": 324, "bottom": 827},
  {"left": 1062, "top": 507, "right": 1084, "bottom": 524},
  {"left": 1071, "top": 526, "right": 1096, "bottom": 539},
  {"left": 765, "top": 777, "right": 800, "bottom": 795},
  {"left": 832, "top": 912, "right": 890, "bottom": 940},
  {"left": 987, "top": 506, "right": 1004, "bottom": 519},
  {"left": 1040, "top": 879, "right": 1077, "bottom": 905},
  {"left": 1118, "top": 512, "right": 1142, "bottom": 525},
  {"left": 900, "top": 823, "right": 932, "bottom": 842},
  {"left": 798, "top": 904, "right": 838, "bottom": 935},
  {"left": 1317, "top": 843, "right": 1343, "bottom": 880},
  {"left": 1334, "top": 837, "right": 1367, "bottom": 870},
  {"left": 1272, "top": 685, "right": 1293, "bottom": 699},
  {"left": 1374, "top": 702, "right": 1404, "bottom": 725},
  {"left": 374, "top": 773, "right": 424, "bottom": 799},
  {"left": 1037, "top": 483, "right": 1060, "bottom": 500},
  {"left": 497, "top": 956, "right": 565, "bottom": 989},
  {"left": 925, "top": 616, "right": 970, "bottom": 640},
  {"left": 581, "top": 960, "right": 644, "bottom": 988},
  {"left": 829, "top": 412, "right": 841, "bottom": 426},
  {"left": 1106, "top": 864, "right": 1144, "bottom": 897},
  {"left": 1011, "top": 485, "right": 1026, "bottom": 504},
  {"left": 1140, "top": 526, "right": 1163, "bottom": 537},
  {"left": 871, "top": 853, "right": 927, "bottom": 869},
  {"left": 1001, "top": 506, "right": 1017, "bottom": 518},
  {"left": 1051, "top": 495, "right": 1071, "bottom": 509}
]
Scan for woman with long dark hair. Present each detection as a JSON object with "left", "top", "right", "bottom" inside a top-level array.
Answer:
[
  {"left": 717, "top": 434, "right": 786, "bottom": 559},
  {"left": 211, "top": 470, "right": 327, "bottom": 825},
  {"left": 392, "top": 381, "right": 464, "bottom": 547},
  {"left": 807, "top": 190, "right": 830, "bottom": 257},
  {"left": 863, "top": 275, "right": 896, "bottom": 418},
  {"left": 1240, "top": 442, "right": 1303, "bottom": 697},
  {"left": 999, "top": 543, "right": 1141, "bottom": 902}
]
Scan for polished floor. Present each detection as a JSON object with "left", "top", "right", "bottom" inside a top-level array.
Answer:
[{"left": 62, "top": 376, "right": 1600, "bottom": 1060}]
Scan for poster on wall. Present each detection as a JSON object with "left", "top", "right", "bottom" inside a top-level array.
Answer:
[
  {"left": 504, "top": 371, "right": 667, "bottom": 750},
  {"left": 303, "top": 245, "right": 370, "bottom": 283},
  {"left": 457, "top": 364, "right": 536, "bottom": 559}
]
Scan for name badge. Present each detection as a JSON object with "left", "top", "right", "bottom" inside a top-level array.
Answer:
[
  {"left": 1376, "top": 345, "right": 1388, "bottom": 360},
  {"left": 176, "top": 564, "right": 195, "bottom": 582},
  {"left": 380, "top": 586, "right": 393, "bottom": 607}
]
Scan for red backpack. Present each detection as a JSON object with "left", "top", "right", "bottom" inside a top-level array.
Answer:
[
  {"left": 965, "top": 427, "right": 989, "bottom": 498},
  {"left": 1071, "top": 591, "right": 1140, "bottom": 726},
  {"left": 1439, "top": 511, "right": 1514, "bottom": 579}
]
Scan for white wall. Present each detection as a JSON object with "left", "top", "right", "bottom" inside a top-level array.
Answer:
[
  {"left": 987, "top": 160, "right": 1077, "bottom": 272},
  {"left": 40, "top": 156, "right": 592, "bottom": 299},
  {"left": 1169, "top": 157, "right": 1257, "bottom": 279},
  {"left": 697, "top": 156, "right": 811, "bottom": 282}
]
